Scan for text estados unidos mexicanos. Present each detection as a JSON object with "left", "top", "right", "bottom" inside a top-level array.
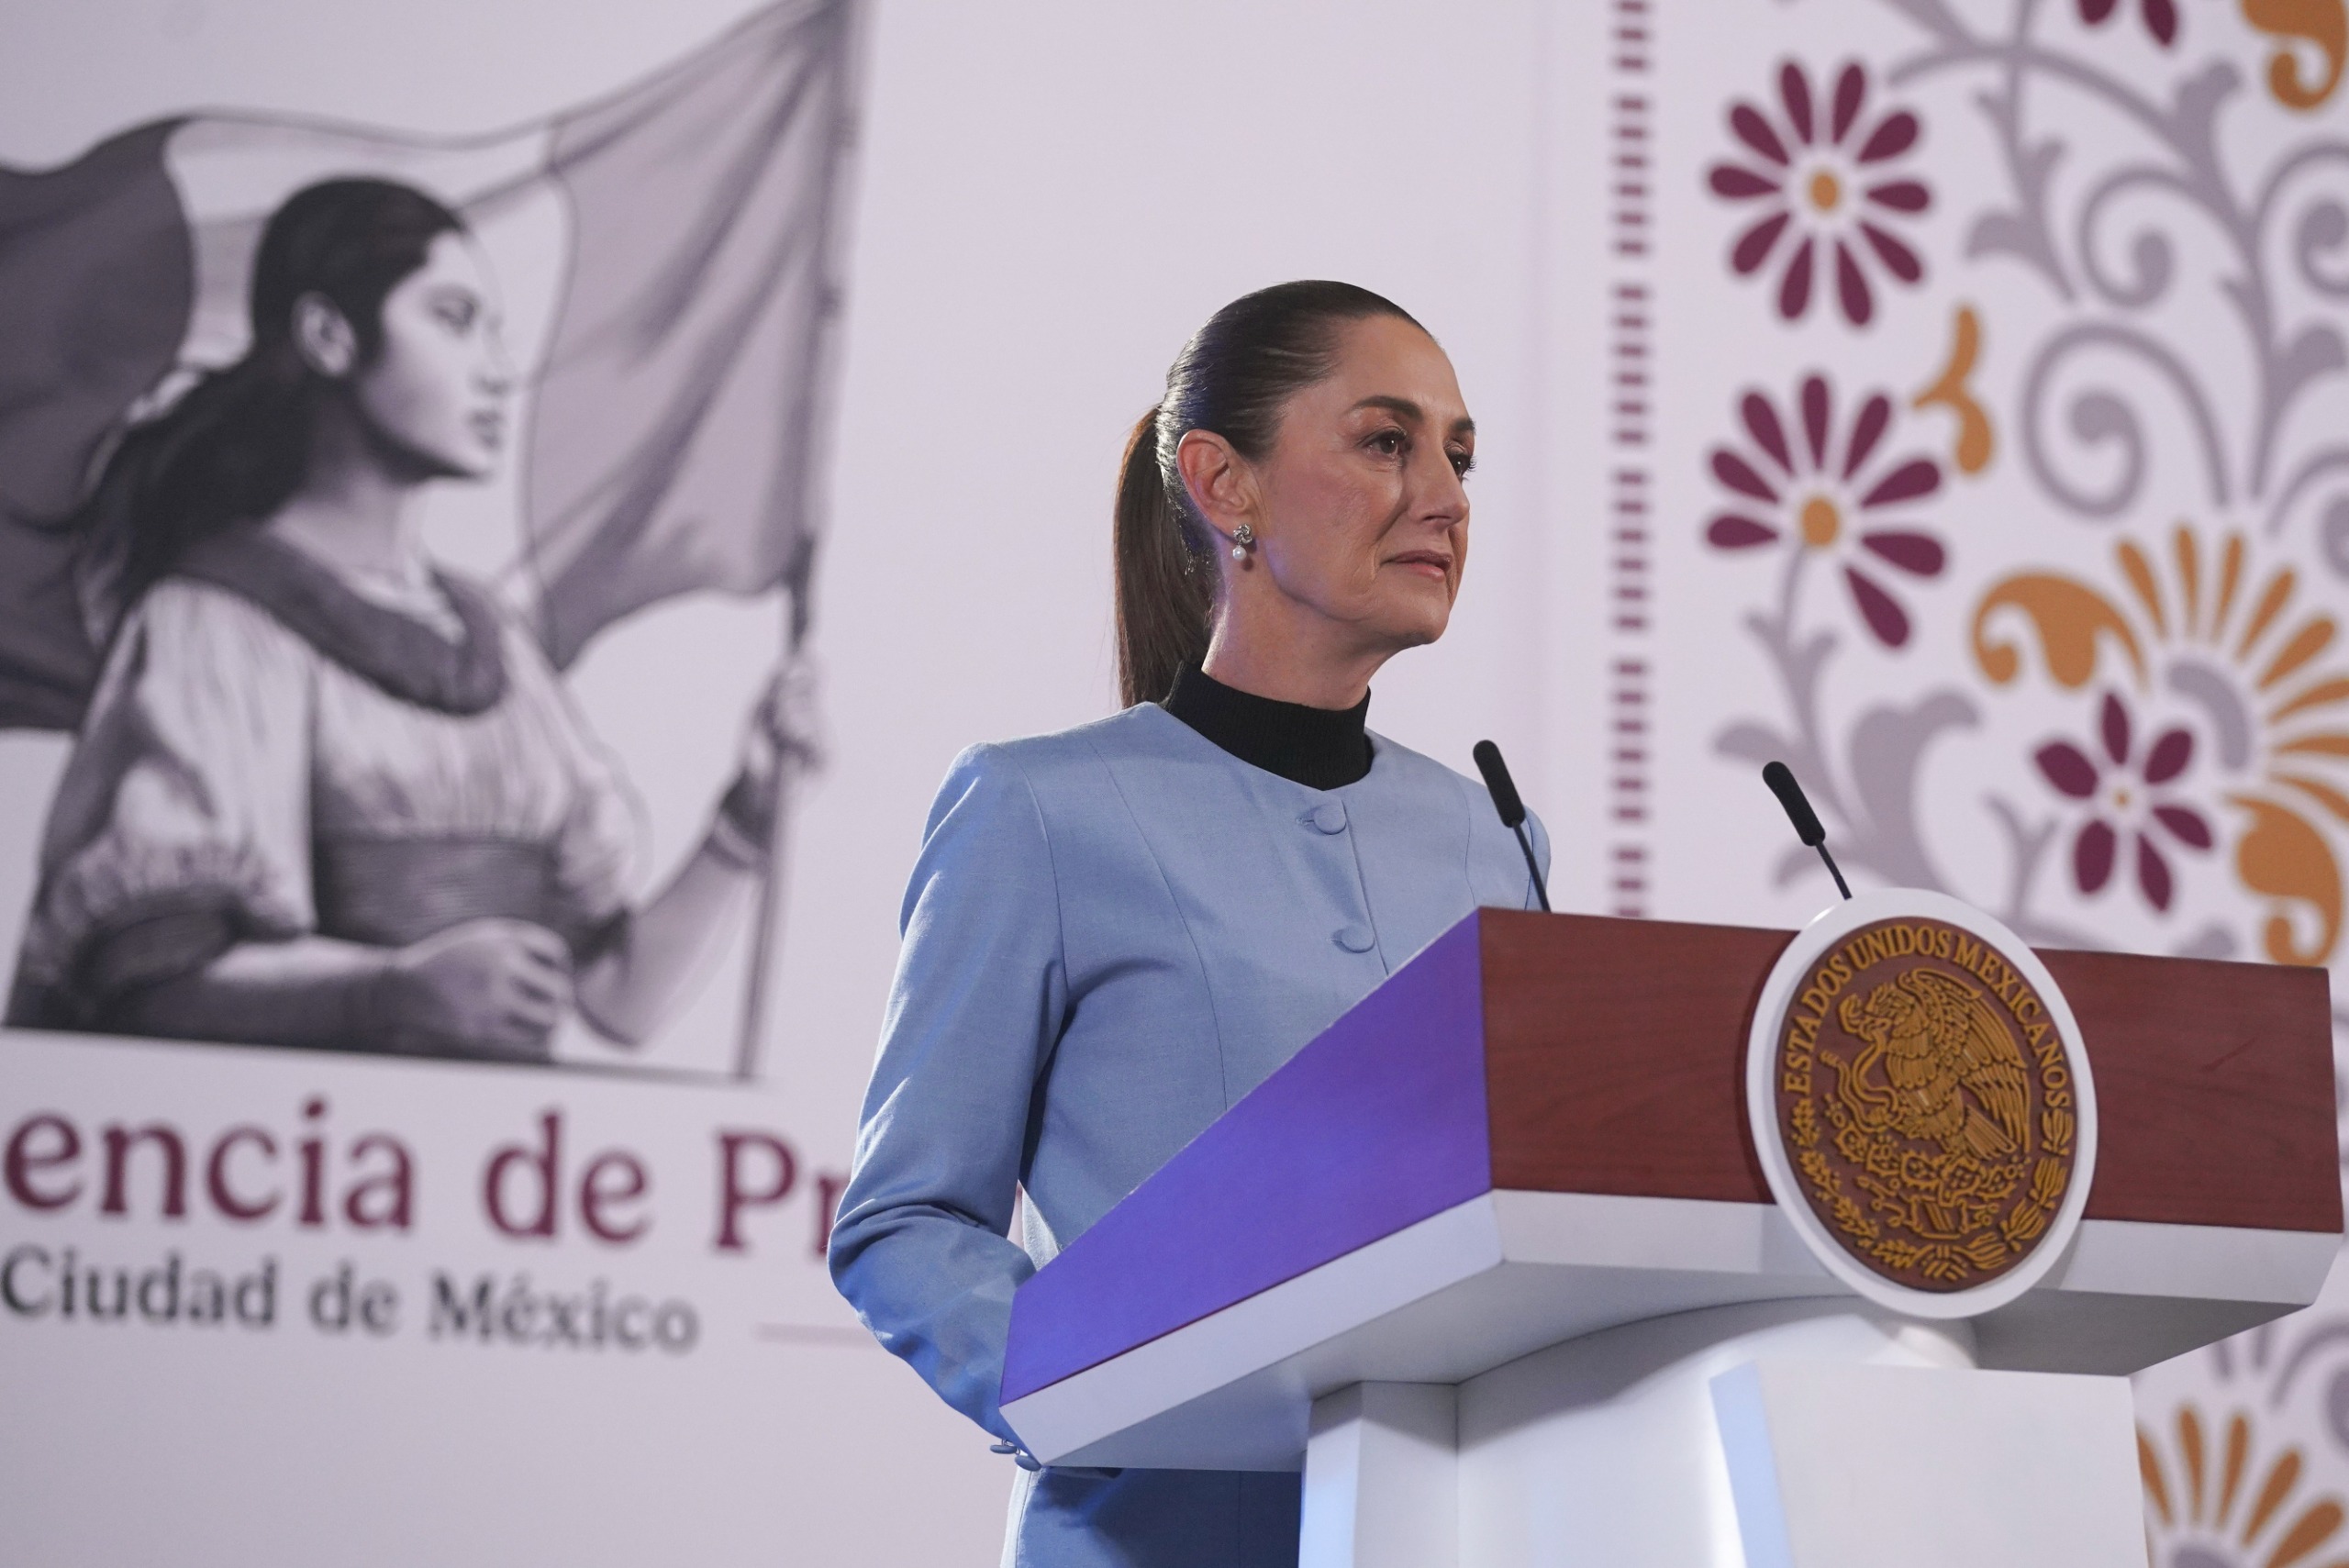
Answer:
[
  {"left": 0, "top": 1099, "right": 847, "bottom": 1254},
  {"left": 0, "top": 1246, "right": 701, "bottom": 1351}
]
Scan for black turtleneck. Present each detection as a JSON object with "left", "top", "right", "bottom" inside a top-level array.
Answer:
[{"left": 1161, "top": 663, "right": 1373, "bottom": 790}]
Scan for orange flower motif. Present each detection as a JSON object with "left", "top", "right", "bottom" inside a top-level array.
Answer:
[
  {"left": 1975, "top": 527, "right": 2349, "bottom": 963},
  {"left": 2139, "top": 1403, "right": 2349, "bottom": 1568}
]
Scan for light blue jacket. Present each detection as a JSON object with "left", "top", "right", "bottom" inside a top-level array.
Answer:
[{"left": 829, "top": 702, "right": 1549, "bottom": 1568}]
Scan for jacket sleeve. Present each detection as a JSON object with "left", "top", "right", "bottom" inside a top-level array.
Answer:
[{"left": 827, "top": 742, "right": 1069, "bottom": 1444}]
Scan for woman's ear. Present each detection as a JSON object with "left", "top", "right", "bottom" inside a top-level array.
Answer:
[
  {"left": 1174, "top": 428, "right": 1260, "bottom": 540},
  {"left": 292, "top": 293, "right": 360, "bottom": 378}
]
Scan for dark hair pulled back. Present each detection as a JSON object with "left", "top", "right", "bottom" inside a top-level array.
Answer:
[
  {"left": 1113, "top": 280, "right": 1420, "bottom": 706},
  {"left": 76, "top": 177, "right": 463, "bottom": 613}
]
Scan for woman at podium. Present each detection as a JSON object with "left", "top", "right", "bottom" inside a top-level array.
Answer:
[{"left": 829, "top": 281, "right": 1550, "bottom": 1567}]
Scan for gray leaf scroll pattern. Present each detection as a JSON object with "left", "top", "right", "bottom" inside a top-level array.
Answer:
[{"left": 1887, "top": 0, "right": 2349, "bottom": 555}]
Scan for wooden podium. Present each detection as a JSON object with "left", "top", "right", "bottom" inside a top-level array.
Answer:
[{"left": 999, "top": 908, "right": 2340, "bottom": 1568}]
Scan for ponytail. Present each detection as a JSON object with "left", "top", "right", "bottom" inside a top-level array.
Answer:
[
  {"left": 1113, "top": 406, "right": 1212, "bottom": 707},
  {"left": 1109, "top": 281, "right": 1421, "bottom": 708},
  {"left": 99, "top": 354, "right": 318, "bottom": 609}
]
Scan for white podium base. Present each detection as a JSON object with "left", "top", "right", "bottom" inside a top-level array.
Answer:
[{"left": 1300, "top": 1298, "right": 2147, "bottom": 1568}]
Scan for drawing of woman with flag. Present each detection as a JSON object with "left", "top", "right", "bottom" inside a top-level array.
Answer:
[{"left": 6, "top": 176, "right": 813, "bottom": 1062}]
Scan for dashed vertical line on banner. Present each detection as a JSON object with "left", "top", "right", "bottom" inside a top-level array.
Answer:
[{"left": 1608, "top": 0, "right": 1652, "bottom": 918}]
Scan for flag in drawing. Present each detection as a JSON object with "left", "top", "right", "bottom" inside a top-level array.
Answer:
[{"left": 0, "top": 0, "right": 854, "bottom": 728}]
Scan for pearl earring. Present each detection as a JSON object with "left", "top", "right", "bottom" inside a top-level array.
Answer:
[{"left": 1230, "top": 523, "right": 1255, "bottom": 561}]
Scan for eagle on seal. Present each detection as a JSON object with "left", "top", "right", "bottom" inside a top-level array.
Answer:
[{"left": 1836, "top": 969, "right": 2031, "bottom": 1160}]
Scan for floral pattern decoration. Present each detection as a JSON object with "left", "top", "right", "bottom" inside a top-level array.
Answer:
[
  {"left": 1689, "top": 0, "right": 2349, "bottom": 1534},
  {"left": 1706, "top": 373, "right": 1947, "bottom": 648},
  {"left": 1707, "top": 61, "right": 1932, "bottom": 328},
  {"left": 2034, "top": 691, "right": 2215, "bottom": 912},
  {"left": 1976, "top": 528, "right": 2349, "bottom": 962},
  {"left": 2140, "top": 1401, "right": 2348, "bottom": 1568}
]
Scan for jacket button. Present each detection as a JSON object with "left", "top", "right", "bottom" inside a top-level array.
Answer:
[
  {"left": 1333, "top": 924, "right": 1375, "bottom": 953},
  {"left": 1308, "top": 802, "right": 1348, "bottom": 834}
]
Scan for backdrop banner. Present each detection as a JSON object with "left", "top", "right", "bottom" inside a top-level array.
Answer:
[
  {"left": 0, "top": 4, "right": 879, "bottom": 1560},
  {"left": 1572, "top": 3, "right": 2349, "bottom": 1560}
]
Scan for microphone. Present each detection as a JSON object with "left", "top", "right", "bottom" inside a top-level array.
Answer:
[
  {"left": 1761, "top": 761, "right": 1852, "bottom": 900},
  {"left": 1473, "top": 740, "right": 1552, "bottom": 913}
]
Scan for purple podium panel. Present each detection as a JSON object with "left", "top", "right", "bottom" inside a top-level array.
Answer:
[{"left": 1000, "top": 911, "right": 1495, "bottom": 1407}]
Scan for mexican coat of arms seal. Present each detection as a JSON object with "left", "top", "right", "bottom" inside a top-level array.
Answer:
[{"left": 1747, "top": 889, "right": 2099, "bottom": 1316}]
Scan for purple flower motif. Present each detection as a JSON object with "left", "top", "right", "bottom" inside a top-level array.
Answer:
[
  {"left": 1706, "top": 61, "right": 1932, "bottom": 327},
  {"left": 1703, "top": 373, "right": 1946, "bottom": 647},
  {"left": 2034, "top": 692, "right": 2213, "bottom": 912},
  {"left": 2077, "top": 0, "right": 2178, "bottom": 48}
]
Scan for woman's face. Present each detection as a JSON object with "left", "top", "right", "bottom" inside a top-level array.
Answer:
[
  {"left": 1224, "top": 316, "right": 1475, "bottom": 658},
  {"left": 347, "top": 231, "right": 514, "bottom": 480}
]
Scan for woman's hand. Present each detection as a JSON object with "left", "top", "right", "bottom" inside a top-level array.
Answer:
[
  {"left": 740, "top": 652, "right": 825, "bottom": 797},
  {"left": 382, "top": 917, "right": 573, "bottom": 1059},
  {"left": 707, "top": 653, "right": 823, "bottom": 873},
  {"left": 573, "top": 657, "right": 821, "bottom": 1045}
]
